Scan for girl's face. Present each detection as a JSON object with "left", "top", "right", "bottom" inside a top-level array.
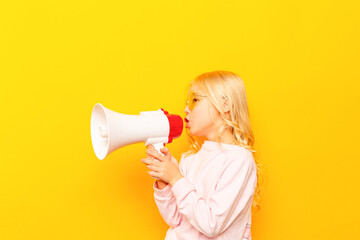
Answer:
[{"left": 184, "top": 85, "right": 223, "bottom": 140}]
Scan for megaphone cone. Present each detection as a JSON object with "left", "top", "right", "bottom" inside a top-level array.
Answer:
[{"left": 90, "top": 103, "right": 183, "bottom": 160}]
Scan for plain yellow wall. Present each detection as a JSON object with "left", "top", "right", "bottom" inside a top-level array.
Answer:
[{"left": 1, "top": 0, "right": 359, "bottom": 239}]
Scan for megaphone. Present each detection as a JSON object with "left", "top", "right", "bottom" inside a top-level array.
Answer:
[{"left": 90, "top": 103, "right": 183, "bottom": 160}]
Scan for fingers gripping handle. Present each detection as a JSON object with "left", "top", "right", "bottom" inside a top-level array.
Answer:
[{"left": 146, "top": 142, "right": 165, "bottom": 180}]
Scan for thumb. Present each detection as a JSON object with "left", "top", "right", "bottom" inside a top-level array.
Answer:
[
  {"left": 146, "top": 144, "right": 155, "bottom": 150},
  {"left": 160, "top": 148, "right": 171, "bottom": 160}
]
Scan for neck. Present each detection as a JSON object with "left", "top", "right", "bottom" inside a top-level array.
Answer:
[{"left": 206, "top": 128, "right": 235, "bottom": 145}]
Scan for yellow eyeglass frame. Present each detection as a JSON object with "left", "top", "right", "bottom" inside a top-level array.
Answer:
[{"left": 186, "top": 91, "right": 207, "bottom": 110}]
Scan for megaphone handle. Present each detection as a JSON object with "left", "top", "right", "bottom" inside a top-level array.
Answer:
[
  {"left": 153, "top": 142, "right": 166, "bottom": 156},
  {"left": 150, "top": 142, "right": 165, "bottom": 180}
]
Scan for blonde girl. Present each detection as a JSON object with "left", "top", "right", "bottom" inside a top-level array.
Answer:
[{"left": 142, "top": 71, "right": 263, "bottom": 240}]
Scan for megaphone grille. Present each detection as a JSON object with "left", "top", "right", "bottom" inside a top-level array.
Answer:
[{"left": 90, "top": 104, "right": 110, "bottom": 160}]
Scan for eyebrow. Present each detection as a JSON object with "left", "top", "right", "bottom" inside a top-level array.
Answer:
[{"left": 191, "top": 90, "right": 202, "bottom": 94}]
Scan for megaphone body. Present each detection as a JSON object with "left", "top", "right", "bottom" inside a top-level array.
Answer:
[{"left": 91, "top": 103, "right": 183, "bottom": 160}]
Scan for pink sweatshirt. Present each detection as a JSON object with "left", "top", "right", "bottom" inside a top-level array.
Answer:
[{"left": 153, "top": 140, "right": 257, "bottom": 240}]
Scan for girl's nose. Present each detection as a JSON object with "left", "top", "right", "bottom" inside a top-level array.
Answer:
[{"left": 184, "top": 105, "right": 190, "bottom": 115}]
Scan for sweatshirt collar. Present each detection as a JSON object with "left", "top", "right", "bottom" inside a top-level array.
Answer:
[{"left": 201, "top": 140, "right": 243, "bottom": 152}]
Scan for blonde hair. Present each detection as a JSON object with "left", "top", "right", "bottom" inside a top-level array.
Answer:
[{"left": 185, "top": 70, "right": 264, "bottom": 212}]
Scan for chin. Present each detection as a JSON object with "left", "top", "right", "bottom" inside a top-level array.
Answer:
[
  {"left": 189, "top": 129, "right": 203, "bottom": 137},
  {"left": 188, "top": 128, "right": 197, "bottom": 136}
]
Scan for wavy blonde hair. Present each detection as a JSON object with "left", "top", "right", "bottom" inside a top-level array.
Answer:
[{"left": 185, "top": 70, "right": 264, "bottom": 212}]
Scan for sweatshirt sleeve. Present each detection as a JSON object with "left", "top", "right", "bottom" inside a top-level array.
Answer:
[
  {"left": 170, "top": 152, "right": 256, "bottom": 238},
  {"left": 153, "top": 181, "right": 182, "bottom": 227},
  {"left": 153, "top": 154, "right": 188, "bottom": 227}
]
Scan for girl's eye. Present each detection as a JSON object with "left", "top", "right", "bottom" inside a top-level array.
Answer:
[{"left": 192, "top": 98, "right": 199, "bottom": 103}]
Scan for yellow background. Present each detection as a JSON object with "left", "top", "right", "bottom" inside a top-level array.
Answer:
[{"left": 1, "top": 0, "right": 359, "bottom": 239}]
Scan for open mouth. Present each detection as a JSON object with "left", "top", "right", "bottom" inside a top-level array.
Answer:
[{"left": 185, "top": 117, "right": 190, "bottom": 128}]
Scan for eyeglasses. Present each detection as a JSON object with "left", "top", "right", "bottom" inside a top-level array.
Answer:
[{"left": 186, "top": 91, "right": 207, "bottom": 110}]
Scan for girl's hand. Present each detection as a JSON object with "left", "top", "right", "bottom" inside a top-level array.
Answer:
[
  {"left": 142, "top": 145, "right": 167, "bottom": 189},
  {"left": 141, "top": 147, "right": 183, "bottom": 186}
]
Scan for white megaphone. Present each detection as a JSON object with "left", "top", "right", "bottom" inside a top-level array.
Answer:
[{"left": 90, "top": 103, "right": 183, "bottom": 160}]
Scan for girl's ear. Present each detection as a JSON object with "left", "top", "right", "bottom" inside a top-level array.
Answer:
[{"left": 223, "top": 96, "right": 231, "bottom": 114}]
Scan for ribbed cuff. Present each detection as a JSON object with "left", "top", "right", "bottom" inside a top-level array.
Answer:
[{"left": 153, "top": 181, "right": 172, "bottom": 198}]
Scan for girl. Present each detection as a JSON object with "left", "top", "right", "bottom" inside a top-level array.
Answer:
[{"left": 141, "top": 71, "right": 262, "bottom": 240}]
